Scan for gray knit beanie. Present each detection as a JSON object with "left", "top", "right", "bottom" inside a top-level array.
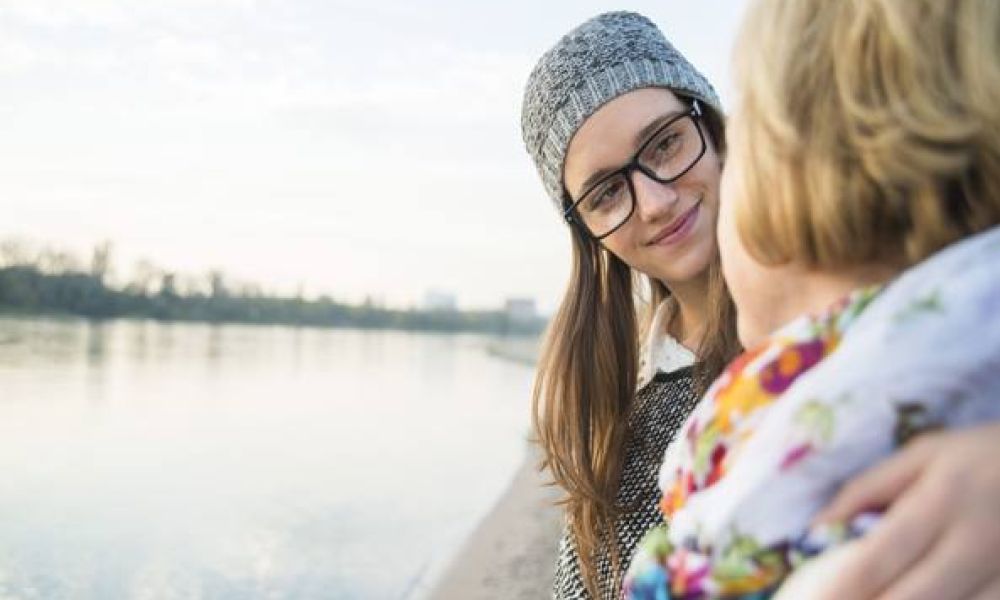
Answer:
[{"left": 521, "top": 11, "right": 722, "bottom": 212}]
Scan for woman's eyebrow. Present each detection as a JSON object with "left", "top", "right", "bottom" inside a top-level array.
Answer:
[
  {"left": 579, "top": 167, "right": 619, "bottom": 196},
  {"left": 634, "top": 109, "right": 684, "bottom": 148}
]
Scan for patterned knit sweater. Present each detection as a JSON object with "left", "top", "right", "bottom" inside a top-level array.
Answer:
[{"left": 552, "top": 367, "right": 700, "bottom": 599}]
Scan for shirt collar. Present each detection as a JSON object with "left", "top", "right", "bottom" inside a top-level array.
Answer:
[{"left": 636, "top": 298, "right": 697, "bottom": 391}]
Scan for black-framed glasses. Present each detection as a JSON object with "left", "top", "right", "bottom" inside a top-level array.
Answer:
[{"left": 563, "top": 100, "right": 708, "bottom": 240}]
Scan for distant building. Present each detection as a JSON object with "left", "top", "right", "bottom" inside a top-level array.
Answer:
[
  {"left": 504, "top": 298, "right": 537, "bottom": 324},
  {"left": 423, "top": 289, "right": 457, "bottom": 312}
]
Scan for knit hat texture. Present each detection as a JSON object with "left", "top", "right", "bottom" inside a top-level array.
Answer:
[{"left": 521, "top": 11, "right": 721, "bottom": 211}]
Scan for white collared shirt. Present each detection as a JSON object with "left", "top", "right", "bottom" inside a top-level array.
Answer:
[{"left": 636, "top": 298, "right": 696, "bottom": 391}]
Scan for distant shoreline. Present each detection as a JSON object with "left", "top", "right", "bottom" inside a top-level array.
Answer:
[
  {"left": 0, "top": 308, "right": 546, "bottom": 337},
  {"left": 0, "top": 265, "right": 547, "bottom": 336}
]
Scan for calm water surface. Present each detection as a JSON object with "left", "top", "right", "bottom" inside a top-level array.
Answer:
[{"left": 0, "top": 316, "right": 535, "bottom": 599}]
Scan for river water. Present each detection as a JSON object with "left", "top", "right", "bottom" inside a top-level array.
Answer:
[{"left": 0, "top": 316, "right": 535, "bottom": 599}]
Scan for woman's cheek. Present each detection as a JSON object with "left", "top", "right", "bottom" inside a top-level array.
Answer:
[{"left": 718, "top": 165, "right": 763, "bottom": 347}]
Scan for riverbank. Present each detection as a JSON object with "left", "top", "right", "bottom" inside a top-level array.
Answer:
[
  {"left": 0, "top": 266, "right": 547, "bottom": 335},
  {"left": 422, "top": 446, "right": 563, "bottom": 599}
]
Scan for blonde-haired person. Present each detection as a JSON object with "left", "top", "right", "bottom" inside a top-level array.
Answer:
[{"left": 624, "top": 0, "right": 1000, "bottom": 598}]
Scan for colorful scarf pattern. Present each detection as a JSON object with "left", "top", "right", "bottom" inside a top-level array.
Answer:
[{"left": 624, "top": 225, "right": 1000, "bottom": 599}]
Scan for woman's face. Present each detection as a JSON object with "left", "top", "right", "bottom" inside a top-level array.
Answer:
[
  {"left": 717, "top": 112, "right": 799, "bottom": 348},
  {"left": 563, "top": 88, "right": 722, "bottom": 287}
]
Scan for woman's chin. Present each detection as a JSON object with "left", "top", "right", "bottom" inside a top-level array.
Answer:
[{"left": 643, "top": 241, "right": 715, "bottom": 287}]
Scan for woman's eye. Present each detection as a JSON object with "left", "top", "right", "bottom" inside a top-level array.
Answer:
[
  {"left": 589, "top": 181, "right": 624, "bottom": 211},
  {"left": 657, "top": 134, "right": 679, "bottom": 153}
]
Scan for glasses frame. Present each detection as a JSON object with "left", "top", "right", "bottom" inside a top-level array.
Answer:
[{"left": 563, "top": 100, "right": 708, "bottom": 240}]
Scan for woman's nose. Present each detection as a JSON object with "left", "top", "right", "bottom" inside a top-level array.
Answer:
[{"left": 631, "top": 170, "right": 679, "bottom": 223}]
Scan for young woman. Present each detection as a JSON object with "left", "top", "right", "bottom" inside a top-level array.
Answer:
[
  {"left": 521, "top": 12, "right": 740, "bottom": 598},
  {"left": 622, "top": 0, "right": 1000, "bottom": 597},
  {"left": 523, "top": 9, "right": 1000, "bottom": 600}
]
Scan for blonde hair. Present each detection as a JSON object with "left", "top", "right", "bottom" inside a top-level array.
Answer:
[{"left": 731, "top": 0, "right": 1000, "bottom": 269}]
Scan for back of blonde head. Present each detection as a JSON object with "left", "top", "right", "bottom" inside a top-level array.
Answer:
[{"left": 731, "top": 0, "right": 1000, "bottom": 268}]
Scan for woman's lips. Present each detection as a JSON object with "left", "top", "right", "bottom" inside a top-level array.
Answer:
[{"left": 649, "top": 202, "right": 701, "bottom": 246}]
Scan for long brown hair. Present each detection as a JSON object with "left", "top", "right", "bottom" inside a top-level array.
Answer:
[{"left": 531, "top": 98, "right": 739, "bottom": 597}]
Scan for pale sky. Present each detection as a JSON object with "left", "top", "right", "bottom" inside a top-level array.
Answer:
[{"left": 1, "top": 0, "right": 750, "bottom": 311}]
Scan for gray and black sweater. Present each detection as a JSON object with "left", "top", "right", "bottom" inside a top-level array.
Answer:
[{"left": 552, "top": 367, "right": 701, "bottom": 600}]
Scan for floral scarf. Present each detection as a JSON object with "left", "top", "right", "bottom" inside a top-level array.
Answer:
[{"left": 625, "top": 225, "right": 1000, "bottom": 599}]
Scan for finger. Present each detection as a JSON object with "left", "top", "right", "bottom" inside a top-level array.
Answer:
[
  {"left": 877, "top": 535, "right": 992, "bottom": 600},
  {"left": 773, "top": 541, "right": 858, "bottom": 600},
  {"left": 815, "top": 436, "right": 939, "bottom": 525},
  {"left": 812, "top": 475, "right": 949, "bottom": 600}
]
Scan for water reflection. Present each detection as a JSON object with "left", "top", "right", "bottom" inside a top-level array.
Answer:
[{"left": 0, "top": 316, "right": 534, "bottom": 599}]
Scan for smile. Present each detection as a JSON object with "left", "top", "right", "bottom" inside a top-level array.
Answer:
[{"left": 648, "top": 200, "right": 702, "bottom": 247}]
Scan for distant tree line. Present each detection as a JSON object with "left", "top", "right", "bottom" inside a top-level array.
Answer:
[{"left": 0, "top": 239, "right": 545, "bottom": 335}]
